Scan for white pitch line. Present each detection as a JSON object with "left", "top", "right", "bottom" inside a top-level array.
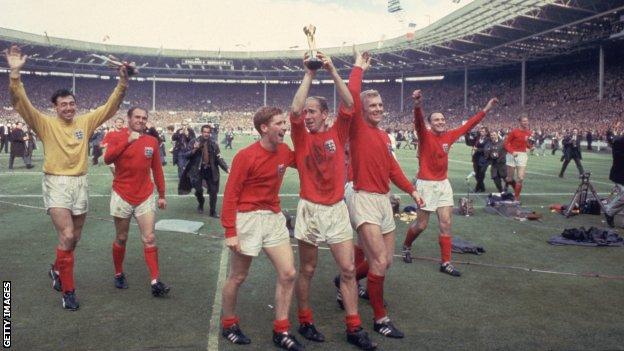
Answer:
[{"left": 207, "top": 245, "right": 229, "bottom": 351}]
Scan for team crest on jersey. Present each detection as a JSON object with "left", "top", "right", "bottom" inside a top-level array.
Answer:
[
  {"left": 277, "top": 164, "right": 286, "bottom": 176},
  {"left": 324, "top": 139, "right": 336, "bottom": 153},
  {"left": 442, "top": 143, "right": 450, "bottom": 153},
  {"left": 74, "top": 129, "right": 84, "bottom": 140},
  {"left": 144, "top": 147, "right": 154, "bottom": 158}
]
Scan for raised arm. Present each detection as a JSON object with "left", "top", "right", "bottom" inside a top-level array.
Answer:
[
  {"left": 83, "top": 66, "right": 129, "bottom": 133},
  {"left": 290, "top": 54, "right": 316, "bottom": 116},
  {"left": 5, "top": 45, "right": 48, "bottom": 135},
  {"left": 347, "top": 49, "right": 371, "bottom": 115},
  {"left": 411, "top": 90, "right": 428, "bottom": 140},
  {"left": 319, "top": 52, "right": 353, "bottom": 108},
  {"left": 449, "top": 98, "right": 498, "bottom": 140}
]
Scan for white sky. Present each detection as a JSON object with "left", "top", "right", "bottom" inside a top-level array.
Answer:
[{"left": 1, "top": 0, "right": 473, "bottom": 51}]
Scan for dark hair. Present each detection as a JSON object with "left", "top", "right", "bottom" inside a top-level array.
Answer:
[
  {"left": 201, "top": 124, "right": 212, "bottom": 132},
  {"left": 50, "top": 89, "right": 76, "bottom": 105},
  {"left": 427, "top": 112, "right": 442, "bottom": 123},
  {"left": 127, "top": 107, "right": 148, "bottom": 118},
  {"left": 253, "top": 106, "right": 283, "bottom": 135},
  {"left": 306, "top": 96, "right": 329, "bottom": 113}
]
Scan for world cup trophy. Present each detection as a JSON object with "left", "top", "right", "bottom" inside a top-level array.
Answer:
[{"left": 303, "top": 24, "right": 323, "bottom": 70}]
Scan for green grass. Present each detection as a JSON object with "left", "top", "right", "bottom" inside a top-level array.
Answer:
[{"left": 0, "top": 136, "right": 622, "bottom": 351}]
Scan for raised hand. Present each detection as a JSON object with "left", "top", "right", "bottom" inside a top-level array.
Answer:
[
  {"left": 302, "top": 52, "right": 316, "bottom": 77},
  {"left": 4, "top": 45, "right": 27, "bottom": 77},
  {"left": 412, "top": 90, "right": 423, "bottom": 107},
  {"left": 316, "top": 51, "right": 335, "bottom": 72},
  {"left": 353, "top": 46, "right": 371, "bottom": 71},
  {"left": 484, "top": 98, "right": 499, "bottom": 113}
]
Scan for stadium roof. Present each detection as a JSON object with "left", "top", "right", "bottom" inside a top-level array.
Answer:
[{"left": 2, "top": 0, "right": 624, "bottom": 80}]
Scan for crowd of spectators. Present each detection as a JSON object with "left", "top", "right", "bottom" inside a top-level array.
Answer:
[{"left": 1, "top": 50, "right": 623, "bottom": 144}]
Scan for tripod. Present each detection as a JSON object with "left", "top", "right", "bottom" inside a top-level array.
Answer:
[{"left": 564, "top": 172, "right": 606, "bottom": 217}]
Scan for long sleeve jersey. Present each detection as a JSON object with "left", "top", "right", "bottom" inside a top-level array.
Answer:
[
  {"left": 414, "top": 107, "right": 486, "bottom": 180},
  {"left": 9, "top": 77, "right": 126, "bottom": 175},
  {"left": 104, "top": 129, "right": 165, "bottom": 205},
  {"left": 221, "top": 142, "right": 295, "bottom": 238},
  {"left": 347, "top": 66, "right": 415, "bottom": 195},
  {"left": 503, "top": 128, "right": 532, "bottom": 153},
  {"left": 290, "top": 104, "right": 353, "bottom": 205}
]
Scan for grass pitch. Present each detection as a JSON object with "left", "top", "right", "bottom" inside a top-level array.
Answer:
[{"left": 0, "top": 136, "right": 622, "bottom": 351}]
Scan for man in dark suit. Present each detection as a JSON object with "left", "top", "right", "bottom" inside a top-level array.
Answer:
[
  {"left": 9, "top": 121, "right": 32, "bottom": 169},
  {"left": 559, "top": 128, "right": 584, "bottom": 178},
  {"left": 179, "top": 124, "right": 229, "bottom": 217},
  {"left": 586, "top": 130, "right": 593, "bottom": 151},
  {"left": 0, "top": 123, "right": 10, "bottom": 153}
]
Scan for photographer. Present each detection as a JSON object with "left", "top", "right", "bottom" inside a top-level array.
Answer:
[
  {"left": 466, "top": 127, "right": 489, "bottom": 192},
  {"left": 559, "top": 128, "right": 584, "bottom": 178},
  {"left": 484, "top": 130, "right": 507, "bottom": 192},
  {"left": 171, "top": 121, "right": 195, "bottom": 177},
  {"left": 180, "top": 124, "right": 228, "bottom": 217},
  {"left": 605, "top": 134, "right": 624, "bottom": 227}
]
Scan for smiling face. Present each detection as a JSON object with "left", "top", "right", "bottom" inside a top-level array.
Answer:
[
  {"left": 429, "top": 112, "right": 446, "bottom": 133},
  {"left": 128, "top": 108, "right": 148, "bottom": 133},
  {"left": 361, "top": 90, "right": 384, "bottom": 126},
  {"left": 262, "top": 113, "right": 288, "bottom": 146},
  {"left": 303, "top": 97, "right": 328, "bottom": 133},
  {"left": 54, "top": 96, "right": 77, "bottom": 122}
]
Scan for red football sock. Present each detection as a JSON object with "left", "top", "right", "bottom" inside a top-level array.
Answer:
[
  {"left": 56, "top": 248, "right": 75, "bottom": 293},
  {"left": 221, "top": 315, "right": 240, "bottom": 329},
  {"left": 439, "top": 234, "right": 452, "bottom": 264},
  {"left": 112, "top": 242, "right": 126, "bottom": 276},
  {"left": 403, "top": 225, "right": 421, "bottom": 248},
  {"left": 53, "top": 251, "right": 60, "bottom": 272},
  {"left": 514, "top": 182, "right": 523, "bottom": 200},
  {"left": 355, "top": 260, "right": 369, "bottom": 281},
  {"left": 297, "top": 308, "right": 314, "bottom": 325},
  {"left": 143, "top": 246, "right": 159, "bottom": 280},
  {"left": 273, "top": 318, "right": 290, "bottom": 333},
  {"left": 366, "top": 273, "right": 386, "bottom": 321},
  {"left": 354, "top": 246, "right": 369, "bottom": 281},
  {"left": 345, "top": 314, "right": 362, "bottom": 332}
]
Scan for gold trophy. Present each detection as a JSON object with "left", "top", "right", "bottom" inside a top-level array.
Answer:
[{"left": 303, "top": 24, "right": 323, "bottom": 70}]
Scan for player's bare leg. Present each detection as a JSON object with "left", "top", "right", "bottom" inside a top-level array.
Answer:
[{"left": 402, "top": 210, "right": 431, "bottom": 263}]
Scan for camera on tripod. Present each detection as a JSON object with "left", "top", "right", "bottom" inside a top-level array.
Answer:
[
  {"left": 579, "top": 171, "right": 591, "bottom": 182},
  {"left": 565, "top": 171, "right": 605, "bottom": 217}
]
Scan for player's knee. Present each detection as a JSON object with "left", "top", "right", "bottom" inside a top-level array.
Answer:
[
  {"left": 278, "top": 267, "right": 297, "bottom": 284},
  {"left": 371, "top": 255, "right": 388, "bottom": 271},
  {"left": 228, "top": 271, "right": 248, "bottom": 286},
  {"left": 115, "top": 237, "right": 127, "bottom": 246},
  {"left": 142, "top": 232, "right": 156, "bottom": 247},
  {"left": 415, "top": 220, "right": 428, "bottom": 232},
  {"left": 339, "top": 264, "right": 356, "bottom": 281},
  {"left": 299, "top": 262, "right": 316, "bottom": 279}
]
